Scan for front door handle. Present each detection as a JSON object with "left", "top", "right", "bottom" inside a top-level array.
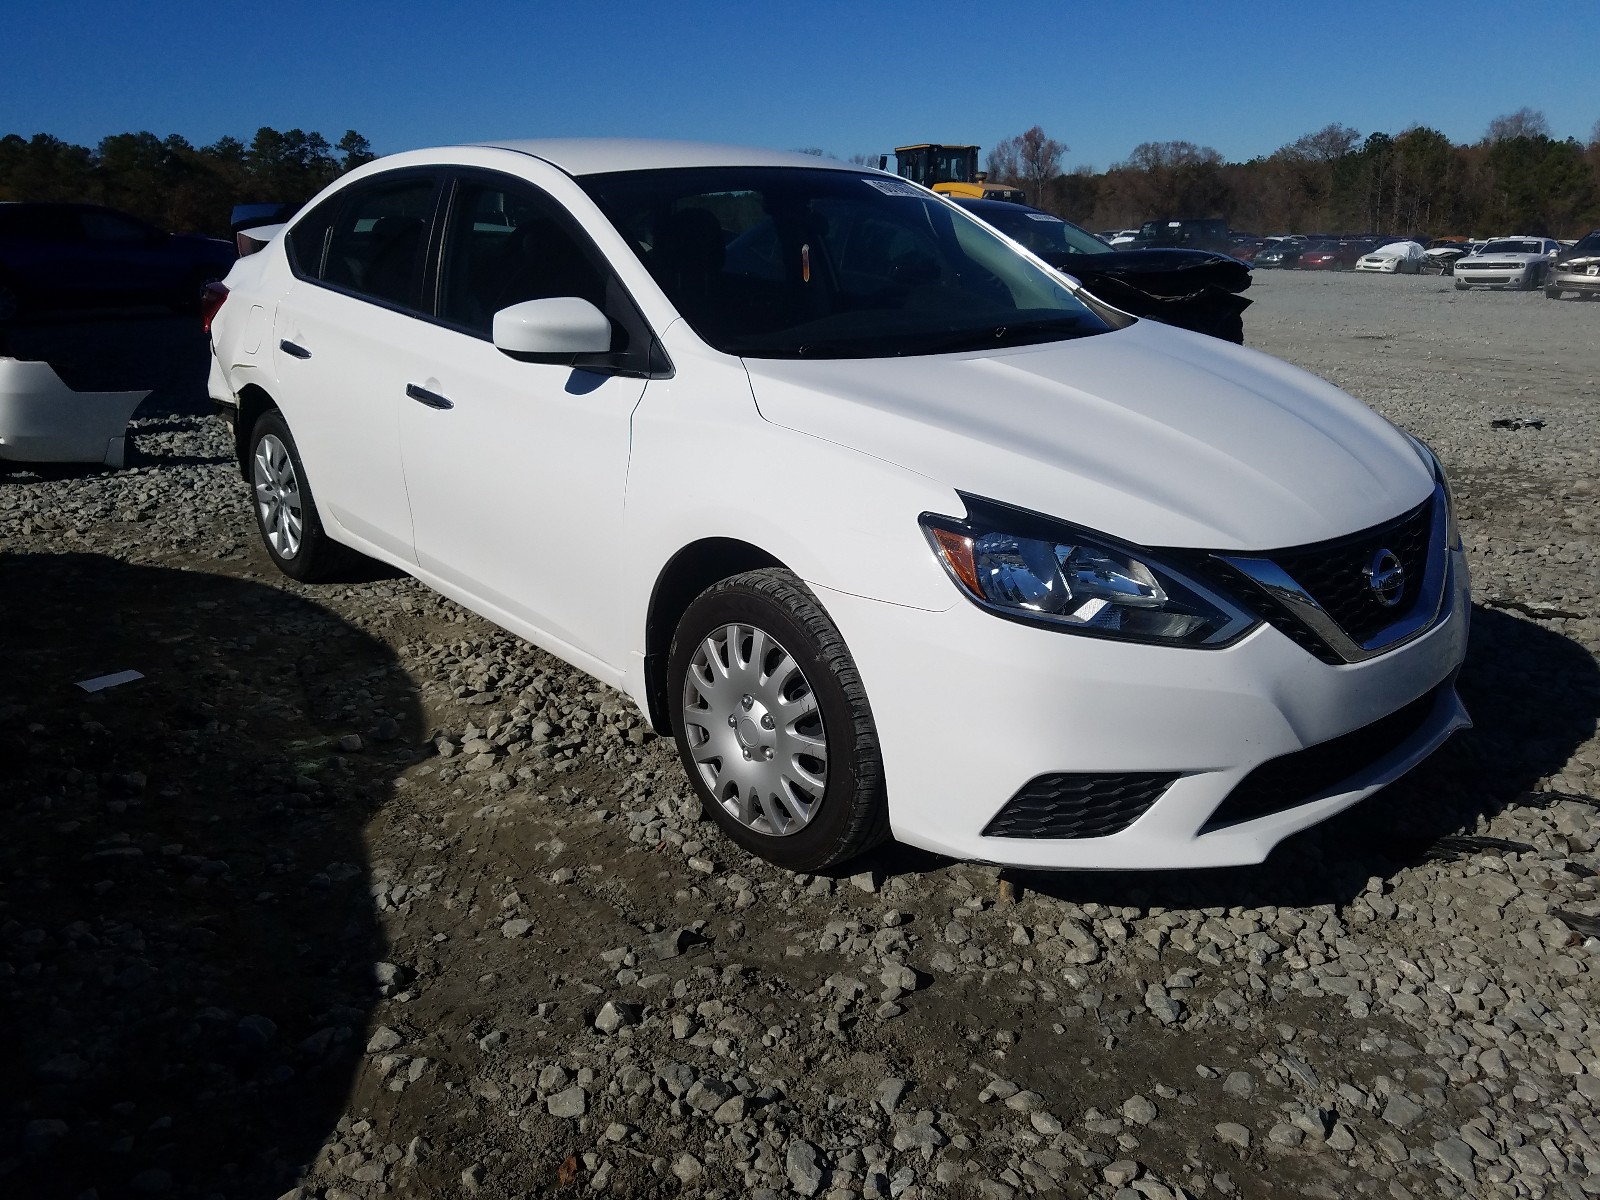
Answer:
[
  {"left": 406, "top": 383, "right": 453, "bottom": 410},
  {"left": 279, "top": 339, "right": 311, "bottom": 359}
]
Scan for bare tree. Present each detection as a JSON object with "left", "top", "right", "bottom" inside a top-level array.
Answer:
[
  {"left": 985, "top": 126, "right": 1068, "bottom": 201},
  {"left": 1486, "top": 108, "right": 1550, "bottom": 142}
]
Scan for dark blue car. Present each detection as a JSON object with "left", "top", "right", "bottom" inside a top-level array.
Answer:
[{"left": 0, "top": 202, "right": 235, "bottom": 322}]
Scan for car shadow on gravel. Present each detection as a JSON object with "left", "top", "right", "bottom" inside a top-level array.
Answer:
[
  {"left": 873, "top": 603, "right": 1600, "bottom": 913},
  {"left": 0, "top": 552, "right": 421, "bottom": 1199}
]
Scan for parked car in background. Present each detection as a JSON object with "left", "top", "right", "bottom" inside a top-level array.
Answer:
[
  {"left": 208, "top": 138, "right": 1468, "bottom": 873},
  {"left": 1546, "top": 230, "right": 1600, "bottom": 300},
  {"left": 1356, "top": 241, "right": 1426, "bottom": 274},
  {"left": 1298, "top": 240, "right": 1367, "bottom": 271},
  {"left": 1228, "top": 239, "right": 1269, "bottom": 263},
  {"left": 1254, "top": 240, "right": 1308, "bottom": 269},
  {"left": 1452, "top": 237, "right": 1561, "bottom": 290},
  {"left": 953, "top": 198, "right": 1252, "bottom": 342},
  {"left": 0, "top": 202, "right": 235, "bottom": 322},
  {"left": 1421, "top": 240, "right": 1472, "bottom": 275},
  {"left": 1130, "top": 218, "right": 1233, "bottom": 254}
]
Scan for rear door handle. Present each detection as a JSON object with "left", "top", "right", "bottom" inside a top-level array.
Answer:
[
  {"left": 406, "top": 383, "right": 453, "bottom": 410},
  {"left": 279, "top": 339, "right": 311, "bottom": 359}
]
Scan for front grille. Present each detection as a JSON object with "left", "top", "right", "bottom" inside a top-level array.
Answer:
[
  {"left": 982, "top": 773, "right": 1178, "bottom": 839},
  {"left": 1200, "top": 682, "right": 1447, "bottom": 832},
  {"left": 1187, "top": 556, "right": 1344, "bottom": 664},
  {"left": 1272, "top": 497, "right": 1434, "bottom": 644}
]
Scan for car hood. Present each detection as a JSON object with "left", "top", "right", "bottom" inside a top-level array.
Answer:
[
  {"left": 1555, "top": 254, "right": 1600, "bottom": 269},
  {"left": 743, "top": 320, "right": 1431, "bottom": 551},
  {"left": 1461, "top": 252, "right": 1543, "bottom": 264}
]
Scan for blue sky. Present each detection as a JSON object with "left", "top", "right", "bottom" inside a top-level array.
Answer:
[{"left": 6, "top": 0, "right": 1597, "bottom": 169}]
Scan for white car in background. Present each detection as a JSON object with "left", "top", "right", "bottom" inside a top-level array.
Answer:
[
  {"left": 1355, "top": 240, "right": 1426, "bottom": 274},
  {"left": 206, "top": 139, "right": 1469, "bottom": 873},
  {"left": 1452, "top": 236, "right": 1561, "bottom": 290}
]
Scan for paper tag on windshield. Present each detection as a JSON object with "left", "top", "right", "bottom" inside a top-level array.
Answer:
[{"left": 862, "top": 178, "right": 925, "bottom": 197}]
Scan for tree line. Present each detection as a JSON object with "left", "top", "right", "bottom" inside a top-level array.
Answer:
[
  {"left": 985, "top": 109, "right": 1600, "bottom": 238},
  {"left": 0, "top": 127, "right": 377, "bottom": 237}
]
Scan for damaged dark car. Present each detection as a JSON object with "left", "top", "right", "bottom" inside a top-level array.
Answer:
[{"left": 953, "top": 198, "right": 1251, "bottom": 344}]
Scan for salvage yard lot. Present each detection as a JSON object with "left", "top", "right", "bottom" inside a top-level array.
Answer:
[{"left": 2, "top": 271, "right": 1597, "bottom": 1200}]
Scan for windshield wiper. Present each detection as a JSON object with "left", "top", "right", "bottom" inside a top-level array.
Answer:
[{"left": 908, "top": 316, "right": 1088, "bottom": 356}]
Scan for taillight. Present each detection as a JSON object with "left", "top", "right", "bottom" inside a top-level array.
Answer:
[{"left": 201, "top": 282, "right": 229, "bottom": 335}]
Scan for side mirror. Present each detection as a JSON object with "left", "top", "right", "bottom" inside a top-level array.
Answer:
[{"left": 492, "top": 297, "right": 611, "bottom": 360}]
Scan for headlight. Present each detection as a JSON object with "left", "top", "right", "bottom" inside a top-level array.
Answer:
[
  {"left": 920, "top": 496, "right": 1259, "bottom": 647},
  {"left": 1405, "top": 436, "right": 1462, "bottom": 551}
]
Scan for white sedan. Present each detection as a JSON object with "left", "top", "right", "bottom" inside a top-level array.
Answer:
[
  {"left": 1452, "top": 237, "right": 1561, "bottom": 290},
  {"left": 1355, "top": 240, "right": 1426, "bottom": 274},
  {"left": 208, "top": 140, "right": 1469, "bottom": 872}
]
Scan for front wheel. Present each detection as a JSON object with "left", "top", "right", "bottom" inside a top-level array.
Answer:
[
  {"left": 247, "top": 410, "right": 360, "bottom": 582},
  {"left": 668, "top": 569, "right": 888, "bottom": 872},
  {"left": 1545, "top": 286, "right": 1562, "bottom": 300}
]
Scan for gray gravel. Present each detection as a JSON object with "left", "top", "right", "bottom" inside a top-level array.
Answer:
[{"left": 2, "top": 275, "right": 1597, "bottom": 1200}]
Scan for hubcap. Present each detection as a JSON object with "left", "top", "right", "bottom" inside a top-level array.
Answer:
[
  {"left": 252, "top": 433, "right": 304, "bottom": 559},
  {"left": 682, "top": 622, "right": 827, "bottom": 836}
]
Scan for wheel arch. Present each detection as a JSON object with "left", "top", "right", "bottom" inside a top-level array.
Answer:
[
  {"left": 235, "top": 384, "right": 279, "bottom": 479},
  {"left": 643, "top": 537, "right": 787, "bottom": 734}
]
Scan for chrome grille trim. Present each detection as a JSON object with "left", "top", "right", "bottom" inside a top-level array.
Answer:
[{"left": 1217, "top": 483, "right": 1452, "bottom": 664}]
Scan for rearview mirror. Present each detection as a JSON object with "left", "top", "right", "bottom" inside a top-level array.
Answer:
[{"left": 492, "top": 297, "right": 611, "bottom": 360}]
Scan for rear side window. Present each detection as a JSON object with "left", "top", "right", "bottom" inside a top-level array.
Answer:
[
  {"left": 286, "top": 194, "right": 342, "bottom": 278},
  {"left": 292, "top": 173, "right": 438, "bottom": 310}
]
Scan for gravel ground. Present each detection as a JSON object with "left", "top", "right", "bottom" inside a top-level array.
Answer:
[{"left": 2, "top": 274, "right": 1597, "bottom": 1200}]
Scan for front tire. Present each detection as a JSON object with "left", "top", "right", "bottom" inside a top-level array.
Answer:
[
  {"left": 246, "top": 410, "right": 359, "bottom": 582},
  {"left": 667, "top": 568, "right": 888, "bottom": 872},
  {"left": 1545, "top": 285, "right": 1561, "bottom": 300}
]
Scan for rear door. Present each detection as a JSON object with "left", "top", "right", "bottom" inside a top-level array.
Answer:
[{"left": 271, "top": 170, "right": 443, "bottom": 563}]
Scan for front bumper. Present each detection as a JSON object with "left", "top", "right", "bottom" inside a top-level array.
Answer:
[
  {"left": 813, "top": 545, "right": 1470, "bottom": 870},
  {"left": 1550, "top": 271, "right": 1600, "bottom": 293}
]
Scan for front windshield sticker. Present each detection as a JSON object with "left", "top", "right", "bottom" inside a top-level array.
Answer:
[{"left": 862, "top": 178, "right": 926, "bottom": 198}]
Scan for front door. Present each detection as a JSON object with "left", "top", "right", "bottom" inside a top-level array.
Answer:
[{"left": 397, "top": 172, "right": 650, "bottom": 673}]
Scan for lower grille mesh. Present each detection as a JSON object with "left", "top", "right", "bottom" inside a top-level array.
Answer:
[
  {"left": 982, "top": 773, "right": 1178, "bottom": 839},
  {"left": 1201, "top": 682, "right": 1447, "bottom": 832}
]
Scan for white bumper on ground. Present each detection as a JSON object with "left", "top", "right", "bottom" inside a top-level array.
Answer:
[
  {"left": 812, "top": 545, "right": 1471, "bottom": 870},
  {"left": 0, "top": 357, "right": 149, "bottom": 468}
]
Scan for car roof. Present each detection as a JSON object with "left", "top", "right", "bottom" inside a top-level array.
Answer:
[{"left": 473, "top": 138, "right": 863, "bottom": 176}]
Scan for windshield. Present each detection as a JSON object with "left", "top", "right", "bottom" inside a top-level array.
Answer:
[
  {"left": 1568, "top": 232, "right": 1600, "bottom": 256},
  {"left": 579, "top": 167, "right": 1113, "bottom": 359},
  {"left": 968, "top": 206, "right": 1111, "bottom": 257},
  {"left": 1481, "top": 240, "right": 1543, "bottom": 255}
]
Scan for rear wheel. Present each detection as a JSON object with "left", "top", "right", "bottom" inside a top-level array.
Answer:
[
  {"left": 668, "top": 568, "right": 888, "bottom": 872},
  {"left": 247, "top": 410, "right": 360, "bottom": 582}
]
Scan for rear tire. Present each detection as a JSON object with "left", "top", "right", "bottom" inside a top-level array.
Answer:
[
  {"left": 667, "top": 568, "right": 889, "bottom": 872},
  {"left": 246, "top": 410, "right": 361, "bottom": 582}
]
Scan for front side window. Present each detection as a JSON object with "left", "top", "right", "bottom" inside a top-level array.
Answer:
[
  {"left": 437, "top": 178, "right": 608, "bottom": 337},
  {"left": 580, "top": 167, "right": 1113, "bottom": 359},
  {"left": 318, "top": 175, "right": 437, "bottom": 309}
]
